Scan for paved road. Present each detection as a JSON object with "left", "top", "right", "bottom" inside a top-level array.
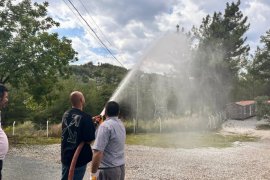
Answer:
[
  {"left": 2, "top": 154, "right": 91, "bottom": 180},
  {"left": 3, "top": 154, "right": 61, "bottom": 180}
]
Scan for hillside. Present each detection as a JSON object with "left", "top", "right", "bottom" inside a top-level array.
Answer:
[{"left": 71, "top": 62, "right": 128, "bottom": 85}]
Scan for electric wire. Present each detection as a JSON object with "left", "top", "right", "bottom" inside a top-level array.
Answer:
[
  {"left": 78, "top": 0, "right": 127, "bottom": 68},
  {"left": 61, "top": 0, "right": 90, "bottom": 33},
  {"left": 67, "top": 0, "right": 125, "bottom": 68},
  {"left": 61, "top": 0, "right": 103, "bottom": 46},
  {"left": 78, "top": 0, "right": 114, "bottom": 47}
]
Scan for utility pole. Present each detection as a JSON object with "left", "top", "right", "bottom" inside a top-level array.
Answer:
[{"left": 176, "top": 24, "right": 179, "bottom": 33}]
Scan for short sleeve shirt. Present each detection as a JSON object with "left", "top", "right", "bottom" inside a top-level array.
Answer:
[
  {"left": 0, "top": 111, "right": 8, "bottom": 160},
  {"left": 93, "top": 116, "right": 126, "bottom": 168},
  {"left": 0, "top": 126, "right": 8, "bottom": 160},
  {"left": 61, "top": 108, "right": 95, "bottom": 167}
]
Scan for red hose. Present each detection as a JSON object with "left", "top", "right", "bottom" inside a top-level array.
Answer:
[{"left": 68, "top": 142, "right": 85, "bottom": 180}]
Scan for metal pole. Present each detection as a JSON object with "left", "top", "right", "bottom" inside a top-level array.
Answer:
[
  {"left": 47, "top": 121, "right": 49, "bottom": 138},
  {"left": 136, "top": 75, "right": 139, "bottom": 134},
  {"left": 176, "top": 24, "right": 179, "bottom": 33},
  {"left": 133, "top": 118, "right": 136, "bottom": 134},
  {"left": 13, "top": 121, "right": 16, "bottom": 136},
  {"left": 159, "top": 118, "right": 162, "bottom": 133}
]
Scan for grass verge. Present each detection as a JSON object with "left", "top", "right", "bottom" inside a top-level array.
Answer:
[
  {"left": 126, "top": 132, "right": 258, "bottom": 148},
  {"left": 8, "top": 136, "right": 60, "bottom": 146}
]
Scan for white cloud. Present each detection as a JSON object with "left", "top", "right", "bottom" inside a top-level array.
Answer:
[
  {"left": 243, "top": 1, "right": 270, "bottom": 39},
  {"left": 155, "top": 1, "right": 207, "bottom": 32},
  {"left": 32, "top": 0, "right": 270, "bottom": 68},
  {"left": 39, "top": 1, "right": 81, "bottom": 30}
]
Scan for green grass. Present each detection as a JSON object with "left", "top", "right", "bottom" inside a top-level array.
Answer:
[
  {"left": 8, "top": 136, "right": 60, "bottom": 146},
  {"left": 8, "top": 132, "right": 257, "bottom": 148},
  {"left": 256, "top": 124, "right": 270, "bottom": 130},
  {"left": 7, "top": 130, "right": 257, "bottom": 149},
  {"left": 126, "top": 132, "right": 258, "bottom": 148}
]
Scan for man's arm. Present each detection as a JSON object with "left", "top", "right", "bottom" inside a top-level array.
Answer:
[
  {"left": 82, "top": 115, "right": 96, "bottom": 144},
  {"left": 91, "top": 149, "right": 103, "bottom": 173}
]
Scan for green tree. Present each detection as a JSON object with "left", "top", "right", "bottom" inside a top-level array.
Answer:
[
  {"left": 2, "top": 87, "right": 32, "bottom": 125},
  {"left": 250, "top": 29, "right": 270, "bottom": 96},
  {"left": 255, "top": 96, "right": 270, "bottom": 120},
  {"left": 0, "top": 0, "right": 77, "bottom": 101},
  {"left": 192, "top": 0, "right": 250, "bottom": 110},
  {"left": 193, "top": 0, "right": 249, "bottom": 74}
]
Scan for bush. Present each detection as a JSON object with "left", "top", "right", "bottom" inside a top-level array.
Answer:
[
  {"left": 255, "top": 96, "right": 270, "bottom": 120},
  {"left": 50, "top": 123, "right": 62, "bottom": 137},
  {"left": 14, "top": 121, "right": 35, "bottom": 136},
  {"left": 4, "top": 121, "right": 62, "bottom": 138},
  {"left": 123, "top": 114, "right": 217, "bottom": 134}
]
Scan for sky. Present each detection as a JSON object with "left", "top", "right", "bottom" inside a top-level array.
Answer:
[{"left": 34, "top": 0, "right": 270, "bottom": 69}]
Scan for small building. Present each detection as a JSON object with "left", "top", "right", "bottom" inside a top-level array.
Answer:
[{"left": 226, "top": 100, "right": 256, "bottom": 120}]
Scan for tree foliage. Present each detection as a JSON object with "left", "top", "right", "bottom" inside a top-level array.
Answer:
[
  {"left": 255, "top": 96, "right": 270, "bottom": 120},
  {"left": 192, "top": 0, "right": 250, "bottom": 110},
  {"left": 193, "top": 0, "right": 249, "bottom": 75},
  {"left": 3, "top": 63, "right": 127, "bottom": 124},
  {"left": 250, "top": 30, "right": 270, "bottom": 89},
  {"left": 0, "top": 0, "right": 77, "bottom": 101}
]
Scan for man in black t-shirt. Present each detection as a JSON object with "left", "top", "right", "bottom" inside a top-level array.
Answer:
[{"left": 61, "top": 91, "right": 95, "bottom": 180}]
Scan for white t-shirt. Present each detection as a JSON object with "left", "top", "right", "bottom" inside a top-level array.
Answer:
[
  {"left": 0, "top": 111, "right": 9, "bottom": 160},
  {"left": 0, "top": 126, "right": 8, "bottom": 160}
]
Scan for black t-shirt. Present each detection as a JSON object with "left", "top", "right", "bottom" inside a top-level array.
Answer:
[{"left": 61, "top": 108, "right": 95, "bottom": 167}]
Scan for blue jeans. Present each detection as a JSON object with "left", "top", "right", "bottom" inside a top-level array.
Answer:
[{"left": 61, "top": 164, "right": 87, "bottom": 180}]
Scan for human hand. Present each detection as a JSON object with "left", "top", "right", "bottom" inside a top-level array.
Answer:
[
  {"left": 90, "top": 171, "right": 99, "bottom": 180},
  {"left": 90, "top": 175, "right": 96, "bottom": 180},
  {"left": 93, "top": 115, "right": 103, "bottom": 126}
]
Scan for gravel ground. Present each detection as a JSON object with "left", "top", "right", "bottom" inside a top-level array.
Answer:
[
  {"left": 3, "top": 119, "right": 270, "bottom": 180},
  {"left": 125, "top": 142, "right": 270, "bottom": 180},
  {"left": 221, "top": 118, "right": 270, "bottom": 139}
]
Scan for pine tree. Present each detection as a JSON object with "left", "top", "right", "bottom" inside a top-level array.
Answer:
[
  {"left": 192, "top": 0, "right": 250, "bottom": 111},
  {"left": 250, "top": 29, "right": 270, "bottom": 96},
  {"left": 251, "top": 30, "right": 270, "bottom": 80}
]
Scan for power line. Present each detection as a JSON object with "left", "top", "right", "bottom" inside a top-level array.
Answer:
[
  {"left": 61, "top": 0, "right": 126, "bottom": 68},
  {"left": 61, "top": 0, "right": 107, "bottom": 49},
  {"left": 66, "top": 0, "right": 125, "bottom": 68},
  {"left": 61, "top": 0, "right": 91, "bottom": 34},
  {"left": 78, "top": 0, "right": 114, "bottom": 47},
  {"left": 78, "top": 0, "right": 128, "bottom": 69}
]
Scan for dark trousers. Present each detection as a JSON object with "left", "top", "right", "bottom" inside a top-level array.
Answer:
[{"left": 0, "top": 160, "right": 3, "bottom": 180}]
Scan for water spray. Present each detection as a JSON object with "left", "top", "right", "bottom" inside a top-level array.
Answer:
[{"left": 68, "top": 27, "right": 229, "bottom": 178}]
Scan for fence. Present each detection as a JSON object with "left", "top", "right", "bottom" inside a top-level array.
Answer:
[
  {"left": 4, "top": 121, "right": 61, "bottom": 138},
  {"left": 207, "top": 111, "right": 227, "bottom": 130}
]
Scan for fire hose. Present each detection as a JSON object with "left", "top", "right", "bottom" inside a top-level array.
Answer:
[
  {"left": 68, "top": 115, "right": 104, "bottom": 180},
  {"left": 68, "top": 141, "right": 85, "bottom": 180}
]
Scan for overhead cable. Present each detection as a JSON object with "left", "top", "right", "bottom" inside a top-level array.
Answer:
[{"left": 67, "top": 0, "right": 125, "bottom": 68}]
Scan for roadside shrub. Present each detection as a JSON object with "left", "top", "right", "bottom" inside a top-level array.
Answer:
[
  {"left": 14, "top": 121, "right": 35, "bottom": 136},
  {"left": 255, "top": 96, "right": 270, "bottom": 120},
  {"left": 123, "top": 114, "right": 218, "bottom": 134},
  {"left": 50, "top": 123, "right": 62, "bottom": 137}
]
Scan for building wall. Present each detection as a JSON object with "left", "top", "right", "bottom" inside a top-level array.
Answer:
[{"left": 226, "top": 103, "right": 256, "bottom": 120}]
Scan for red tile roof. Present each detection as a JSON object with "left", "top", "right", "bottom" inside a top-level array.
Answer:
[{"left": 235, "top": 100, "right": 255, "bottom": 106}]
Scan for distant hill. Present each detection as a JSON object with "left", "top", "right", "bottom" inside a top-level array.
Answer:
[{"left": 70, "top": 62, "right": 128, "bottom": 85}]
